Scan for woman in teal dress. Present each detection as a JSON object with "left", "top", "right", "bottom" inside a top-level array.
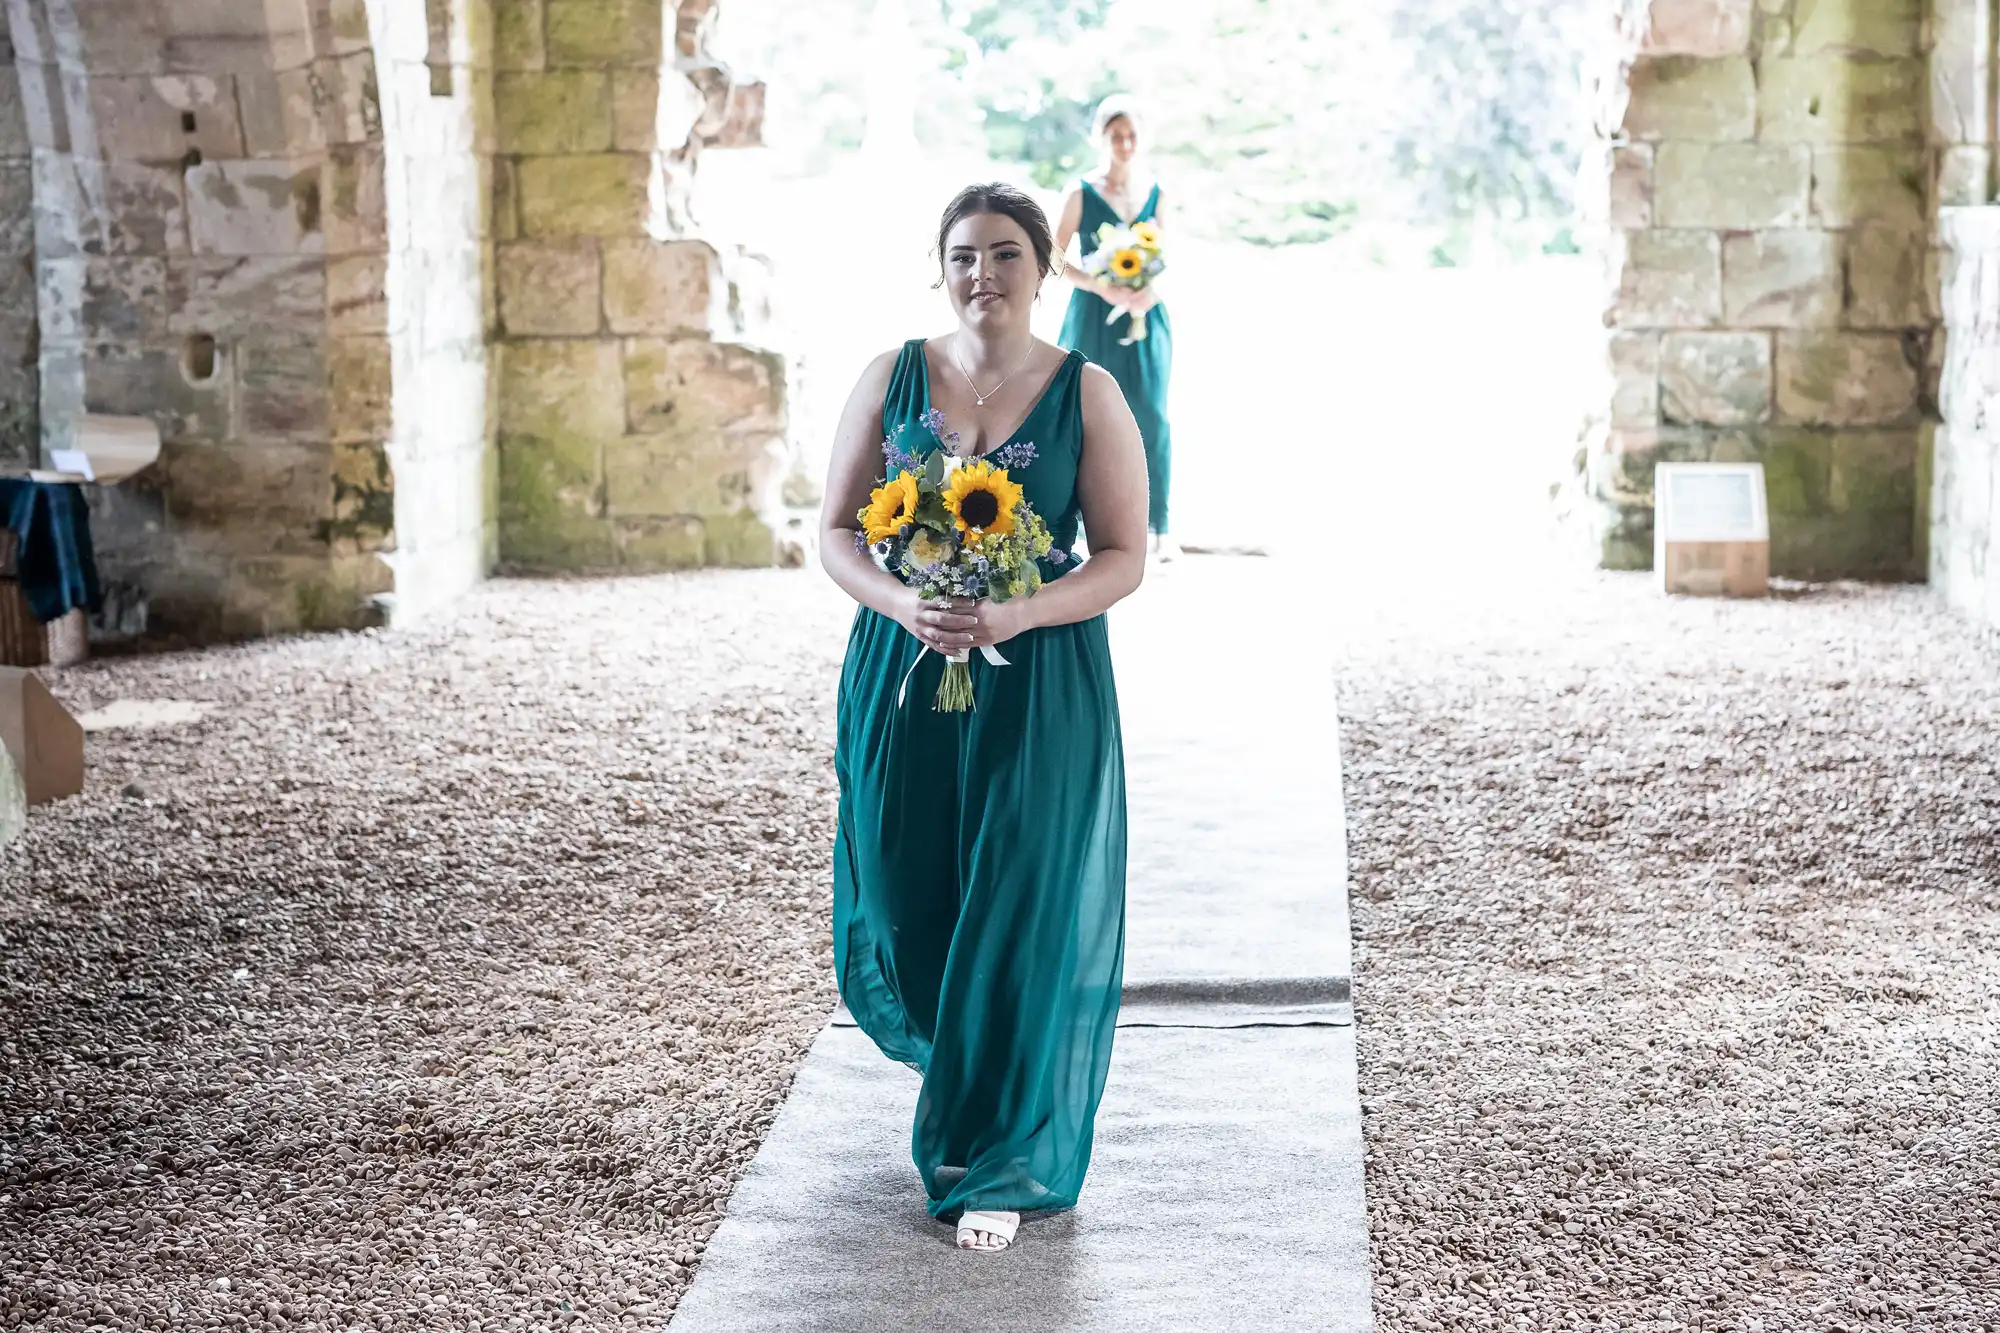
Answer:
[
  {"left": 1056, "top": 95, "right": 1176, "bottom": 561},
  {"left": 818, "top": 183, "right": 1149, "bottom": 1253}
]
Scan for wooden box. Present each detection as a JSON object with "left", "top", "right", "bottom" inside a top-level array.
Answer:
[
  {"left": 1654, "top": 463, "right": 1770, "bottom": 598},
  {"left": 0, "top": 666, "right": 84, "bottom": 805},
  {"left": 0, "top": 529, "right": 90, "bottom": 668}
]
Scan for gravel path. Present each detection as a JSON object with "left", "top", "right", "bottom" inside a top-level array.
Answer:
[
  {"left": 1338, "top": 572, "right": 2000, "bottom": 1332},
  {"left": 2, "top": 571, "right": 853, "bottom": 1332}
]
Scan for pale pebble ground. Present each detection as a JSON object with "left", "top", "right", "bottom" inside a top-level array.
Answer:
[
  {"left": 5, "top": 564, "right": 2000, "bottom": 1333},
  {"left": 1336, "top": 571, "right": 2000, "bottom": 1333},
  {"left": 2, "top": 571, "right": 853, "bottom": 1332}
]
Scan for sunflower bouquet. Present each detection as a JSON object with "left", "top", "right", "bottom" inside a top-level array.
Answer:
[
  {"left": 859, "top": 409, "right": 1055, "bottom": 712},
  {"left": 1080, "top": 218, "right": 1164, "bottom": 344}
]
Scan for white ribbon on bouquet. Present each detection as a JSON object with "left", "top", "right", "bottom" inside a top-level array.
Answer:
[{"left": 896, "top": 643, "right": 1011, "bottom": 709}]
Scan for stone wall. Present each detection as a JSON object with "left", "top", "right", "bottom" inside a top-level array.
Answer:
[
  {"left": 3, "top": 0, "right": 395, "bottom": 639},
  {"left": 365, "top": 0, "right": 497, "bottom": 624},
  {"left": 491, "top": 0, "right": 790, "bottom": 573},
  {"left": 0, "top": 6, "right": 32, "bottom": 471},
  {"left": 1587, "top": 0, "right": 1938, "bottom": 580}
]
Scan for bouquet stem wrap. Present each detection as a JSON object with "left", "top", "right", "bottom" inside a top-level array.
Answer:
[
  {"left": 898, "top": 643, "right": 1011, "bottom": 712},
  {"left": 1106, "top": 304, "right": 1149, "bottom": 345}
]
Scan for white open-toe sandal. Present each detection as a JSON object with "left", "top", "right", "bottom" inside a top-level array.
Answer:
[{"left": 955, "top": 1210, "right": 1019, "bottom": 1252}]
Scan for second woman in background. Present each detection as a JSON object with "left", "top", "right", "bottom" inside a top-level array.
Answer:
[{"left": 1056, "top": 95, "right": 1176, "bottom": 562}]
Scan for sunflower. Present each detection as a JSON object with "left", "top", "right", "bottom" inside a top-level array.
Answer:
[
  {"left": 941, "top": 461, "right": 1023, "bottom": 543},
  {"left": 1131, "top": 221, "right": 1161, "bottom": 248},
  {"left": 1109, "top": 248, "right": 1144, "bottom": 279},
  {"left": 860, "top": 472, "right": 919, "bottom": 543}
]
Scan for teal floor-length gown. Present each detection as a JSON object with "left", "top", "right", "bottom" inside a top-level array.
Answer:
[
  {"left": 1060, "top": 180, "right": 1173, "bottom": 533},
  {"left": 833, "top": 339, "right": 1127, "bottom": 1222}
]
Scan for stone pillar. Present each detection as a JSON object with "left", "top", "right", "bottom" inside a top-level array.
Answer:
[
  {"left": 1929, "top": 206, "right": 2000, "bottom": 630},
  {"left": 0, "top": 5, "right": 32, "bottom": 470},
  {"left": 1926, "top": 0, "right": 2000, "bottom": 631},
  {"left": 1586, "top": 0, "right": 1933, "bottom": 580},
  {"left": 492, "top": 0, "right": 789, "bottom": 572},
  {"left": 2, "top": 0, "right": 396, "bottom": 639},
  {"left": 365, "top": 0, "right": 498, "bottom": 624}
]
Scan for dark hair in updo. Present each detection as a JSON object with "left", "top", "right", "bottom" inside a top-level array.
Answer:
[{"left": 934, "top": 182, "right": 1056, "bottom": 286}]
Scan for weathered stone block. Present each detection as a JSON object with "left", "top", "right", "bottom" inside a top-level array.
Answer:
[
  {"left": 1609, "top": 146, "right": 1653, "bottom": 229},
  {"left": 501, "top": 338, "right": 626, "bottom": 440},
  {"left": 322, "top": 144, "right": 387, "bottom": 255},
  {"left": 497, "top": 240, "right": 602, "bottom": 335},
  {"left": 1655, "top": 142, "right": 1809, "bottom": 227},
  {"left": 171, "top": 255, "right": 327, "bottom": 337},
  {"left": 327, "top": 254, "right": 388, "bottom": 334},
  {"left": 1660, "top": 331, "right": 1771, "bottom": 425},
  {"left": 1776, "top": 331, "right": 1919, "bottom": 424},
  {"left": 1642, "top": 0, "right": 1751, "bottom": 56},
  {"left": 0, "top": 164, "right": 35, "bottom": 258},
  {"left": 0, "top": 70, "right": 30, "bottom": 158},
  {"left": 1609, "top": 332, "right": 1659, "bottom": 427},
  {"left": 237, "top": 336, "right": 330, "bottom": 438},
  {"left": 1935, "top": 147, "right": 1991, "bottom": 209},
  {"left": 329, "top": 335, "right": 392, "bottom": 444},
  {"left": 603, "top": 425, "right": 788, "bottom": 520},
  {"left": 1722, "top": 230, "right": 1842, "bottom": 326},
  {"left": 31, "top": 0, "right": 167, "bottom": 74},
  {"left": 90, "top": 75, "right": 246, "bottom": 160},
  {"left": 80, "top": 256, "right": 173, "bottom": 343},
  {"left": 495, "top": 0, "right": 548, "bottom": 70},
  {"left": 622, "top": 337, "right": 784, "bottom": 438},
  {"left": 247, "top": 53, "right": 377, "bottom": 154},
  {"left": 315, "top": 0, "right": 375, "bottom": 57},
  {"left": 187, "top": 160, "right": 322, "bottom": 256},
  {"left": 1810, "top": 147, "right": 1925, "bottom": 229},
  {"left": 1758, "top": 428, "right": 1918, "bottom": 578},
  {"left": 1789, "top": 0, "right": 1919, "bottom": 57},
  {"left": 1623, "top": 57, "right": 1756, "bottom": 141},
  {"left": 516, "top": 154, "right": 648, "bottom": 237},
  {"left": 602, "top": 239, "right": 719, "bottom": 334},
  {"left": 82, "top": 345, "right": 231, "bottom": 443},
  {"left": 614, "top": 515, "right": 704, "bottom": 568},
  {"left": 1930, "top": 0, "right": 1993, "bottom": 145},
  {"left": 495, "top": 71, "right": 613, "bottom": 154},
  {"left": 546, "top": 0, "right": 663, "bottom": 68},
  {"left": 709, "top": 83, "right": 765, "bottom": 149},
  {"left": 491, "top": 157, "right": 521, "bottom": 242},
  {"left": 1845, "top": 227, "right": 1927, "bottom": 328},
  {"left": 702, "top": 511, "right": 778, "bottom": 566},
  {"left": 1756, "top": 57, "right": 1925, "bottom": 143},
  {"left": 498, "top": 432, "right": 614, "bottom": 567},
  {"left": 611, "top": 70, "right": 660, "bottom": 151},
  {"left": 329, "top": 437, "right": 394, "bottom": 553},
  {"left": 1612, "top": 229, "right": 1722, "bottom": 328},
  {"left": 157, "top": 439, "right": 329, "bottom": 553}
]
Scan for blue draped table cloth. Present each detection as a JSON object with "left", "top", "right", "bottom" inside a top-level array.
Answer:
[{"left": 0, "top": 478, "right": 103, "bottom": 624}]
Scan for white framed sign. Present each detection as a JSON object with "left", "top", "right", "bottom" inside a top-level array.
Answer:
[{"left": 1655, "top": 462, "right": 1769, "bottom": 543}]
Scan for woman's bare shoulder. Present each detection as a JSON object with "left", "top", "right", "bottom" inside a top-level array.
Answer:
[
  {"left": 852, "top": 344, "right": 908, "bottom": 389},
  {"left": 1078, "top": 361, "right": 1132, "bottom": 416}
]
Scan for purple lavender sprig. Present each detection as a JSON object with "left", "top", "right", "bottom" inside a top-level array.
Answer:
[
  {"left": 990, "top": 439, "right": 1038, "bottom": 471},
  {"left": 882, "top": 427, "right": 922, "bottom": 476}
]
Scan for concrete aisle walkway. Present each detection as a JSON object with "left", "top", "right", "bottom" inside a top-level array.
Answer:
[{"left": 670, "top": 560, "right": 1371, "bottom": 1332}]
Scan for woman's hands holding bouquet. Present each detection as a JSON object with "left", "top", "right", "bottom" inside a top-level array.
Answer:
[{"left": 904, "top": 594, "right": 1030, "bottom": 657}]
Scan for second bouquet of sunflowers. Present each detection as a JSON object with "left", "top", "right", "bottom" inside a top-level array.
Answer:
[
  {"left": 859, "top": 409, "right": 1055, "bottom": 712},
  {"left": 1080, "top": 219, "right": 1165, "bottom": 344}
]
